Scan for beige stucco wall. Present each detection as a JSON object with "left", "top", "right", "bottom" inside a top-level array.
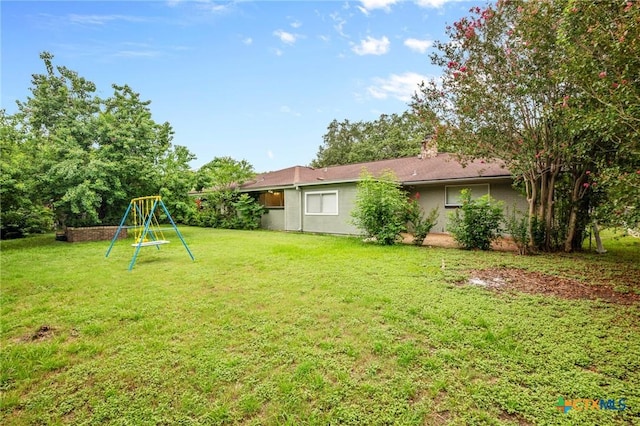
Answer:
[
  {"left": 410, "top": 179, "right": 527, "bottom": 233},
  {"left": 300, "top": 183, "right": 360, "bottom": 235},
  {"left": 260, "top": 208, "right": 285, "bottom": 230},
  {"left": 284, "top": 189, "right": 301, "bottom": 231},
  {"left": 255, "top": 179, "right": 526, "bottom": 236}
]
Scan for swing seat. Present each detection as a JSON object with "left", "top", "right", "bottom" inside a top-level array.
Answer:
[{"left": 131, "top": 240, "right": 170, "bottom": 247}]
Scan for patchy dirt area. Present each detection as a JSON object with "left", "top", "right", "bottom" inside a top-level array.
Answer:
[
  {"left": 465, "top": 268, "right": 640, "bottom": 305},
  {"left": 402, "top": 232, "right": 519, "bottom": 251},
  {"left": 21, "top": 325, "right": 55, "bottom": 342}
]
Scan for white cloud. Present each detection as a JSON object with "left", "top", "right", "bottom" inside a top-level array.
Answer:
[
  {"left": 352, "top": 36, "right": 390, "bottom": 55},
  {"left": 366, "top": 72, "right": 429, "bottom": 102},
  {"left": 280, "top": 105, "right": 301, "bottom": 117},
  {"left": 113, "top": 50, "right": 161, "bottom": 58},
  {"left": 404, "top": 38, "right": 433, "bottom": 53},
  {"left": 272, "top": 48, "right": 283, "bottom": 56},
  {"left": 273, "top": 29, "right": 297, "bottom": 45},
  {"left": 414, "top": 0, "right": 452, "bottom": 8},
  {"left": 242, "top": 37, "right": 253, "bottom": 45},
  {"left": 267, "top": 150, "right": 274, "bottom": 159},
  {"left": 359, "top": 0, "right": 399, "bottom": 13},
  {"left": 329, "top": 12, "right": 348, "bottom": 38},
  {"left": 290, "top": 20, "right": 302, "bottom": 29},
  {"left": 67, "top": 14, "right": 147, "bottom": 25}
]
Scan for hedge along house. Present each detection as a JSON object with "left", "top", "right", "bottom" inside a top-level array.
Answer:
[{"left": 240, "top": 147, "right": 527, "bottom": 236}]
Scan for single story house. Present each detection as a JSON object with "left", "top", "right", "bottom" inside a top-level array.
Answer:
[{"left": 239, "top": 151, "right": 528, "bottom": 236}]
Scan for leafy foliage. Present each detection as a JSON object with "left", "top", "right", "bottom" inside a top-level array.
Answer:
[
  {"left": 0, "top": 111, "right": 54, "bottom": 238},
  {"left": 351, "top": 170, "right": 410, "bottom": 245},
  {"left": 195, "top": 157, "right": 255, "bottom": 192},
  {"left": 411, "top": 0, "right": 640, "bottom": 252},
  {"left": 312, "top": 111, "right": 434, "bottom": 168},
  {"left": 191, "top": 191, "right": 264, "bottom": 230},
  {"left": 504, "top": 206, "right": 530, "bottom": 255},
  {"left": 1, "top": 52, "right": 195, "bottom": 235},
  {"left": 190, "top": 157, "right": 262, "bottom": 230},
  {"left": 448, "top": 189, "right": 503, "bottom": 250},
  {"left": 406, "top": 196, "right": 439, "bottom": 246}
]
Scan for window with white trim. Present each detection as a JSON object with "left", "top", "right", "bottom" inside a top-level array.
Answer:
[
  {"left": 445, "top": 184, "right": 490, "bottom": 207},
  {"left": 305, "top": 191, "right": 338, "bottom": 215}
]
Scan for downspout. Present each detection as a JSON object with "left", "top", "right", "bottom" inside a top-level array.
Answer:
[
  {"left": 296, "top": 186, "right": 303, "bottom": 232},
  {"left": 294, "top": 166, "right": 303, "bottom": 232}
]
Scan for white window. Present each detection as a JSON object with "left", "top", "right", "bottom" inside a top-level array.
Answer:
[
  {"left": 305, "top": 191, "right": 338, "bottom": 215},
  {"left": 445, "top": 184, "right": 490, "bottom": 207}
]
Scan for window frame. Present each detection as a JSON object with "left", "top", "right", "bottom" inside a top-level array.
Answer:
[
  {"left": 444, "top": 184, "right": 490, "bottom": 207},
  {"left": 305, "top": 190, "right": 339, "bottom": 216},
  {"left": 259, "top": 191, "right": 285, "bottom": 209}
]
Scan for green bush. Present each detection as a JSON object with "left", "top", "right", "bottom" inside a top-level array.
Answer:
[
  {"left": 504, "top": 206, "right": 530, "bottom": 255},
  {"left": 448, "top": 189, "right": 503, "bottom": 250},
  {"left": 192, "top": 191, "right": 265, "bottom": 230},
  {"left": 406, "top": 198, "right": 439, "bottom": 246},
  {"left": 351, "top": 170, "right": 408, "bottom": 245}
]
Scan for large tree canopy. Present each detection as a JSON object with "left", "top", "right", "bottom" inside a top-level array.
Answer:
[
  {"left": 1, "top": 52, "right": 195, "bottom": 236},
  {"left": 411, "top": 0, "right": 639, "bottom": 251},
  {"left": 311, "top": 111, "right": 434, "bottom": 168}
]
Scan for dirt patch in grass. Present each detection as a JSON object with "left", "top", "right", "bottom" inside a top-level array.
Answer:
[
  {"left": 465, "top": 268, "right": 640, "bottom": 305},
  {"left": 22, "top": 325, "right": 55, "bottom": 342}
]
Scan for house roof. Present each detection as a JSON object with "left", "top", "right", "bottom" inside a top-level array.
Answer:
[{"left": 240, "top": 153, "right": 511, "bottom": 191}]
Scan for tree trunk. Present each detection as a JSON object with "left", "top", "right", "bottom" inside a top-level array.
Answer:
[
  {"left": 538, "top": 172, "right": 554, "bottom": 251},
  {"left": 592, "top": 221, "right": 606, "bottom": 253},
  {"left": 525, "top": 175, "right": 538, "bottom": 250},
  {"left": 544, "top": 170, "right": 557, "bottom": 250},
  {"left": 564, "top": 176, "right": 583, "bottom": 252}
]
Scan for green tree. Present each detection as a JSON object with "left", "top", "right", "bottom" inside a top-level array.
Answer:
[
  {"left": 351, "top": 170, "right": 409, "bottom": 245},
  {"left": 0, "top": 110, "right": 53, "bottom": 238},
  {"left": 411, "top": 0, "right": 637, "bottom": 251},
  {"left": 7, "top": 52, "right": 194, "bottom": 231},
  {"left": 193, "top": 157, "right": 263, "bottom": 230},
  {"left": 195, "top": 156, "right": 255, "bottom": 191},
  {"left": 558, "top": 1, "right": 640, "bottom": 235},
  {"left": 312, "top": 111, "right": 433, "bottom": 168},
  {"left": 158, "top": 145, "right": 197, "bottom": 224}
]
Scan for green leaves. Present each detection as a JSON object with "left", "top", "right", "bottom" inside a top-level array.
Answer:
[
  {"left": 448, "top": 189, "right": 504, "bottom": 250},
  {"left": 312, "top": 112, "right": 432, "bottom": 168},
  {"left": 2, "top": 52, "right": 196, "bottom": 235},
  {"left": 195, "top": 157, "right": 255, "bottom": 192},
  {"left": 351, "top": 170, "right": 410, "bottom": 245}
]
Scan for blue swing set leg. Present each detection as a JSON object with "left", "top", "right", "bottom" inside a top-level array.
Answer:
[{"left": 105, "top": 196, "right": 195, "bottom": 270}]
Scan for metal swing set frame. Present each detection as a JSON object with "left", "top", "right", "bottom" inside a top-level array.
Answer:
[{"left": 105, "top": 195, "right": 195, "bottom": 270}]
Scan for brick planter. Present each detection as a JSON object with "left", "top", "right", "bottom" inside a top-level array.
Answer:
[{"left": 65, "top": 226, "right": 128, "bottom": 243}]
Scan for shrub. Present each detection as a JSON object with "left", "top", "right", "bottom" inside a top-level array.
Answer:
[
  {"left": 406, "top": 198, "right": 439, "bottom": 246},
  {"left": 351, "top": 170, "right": 408, "bottom": 245},
  {"left": 448, "top": 189, "right": 503, "bottom": 250},
  {"left": 504, "top": 206, "right": 530, "bottom": 255},
  {"left": 192, "top": 191, "right": 265, "bottom": 230}
]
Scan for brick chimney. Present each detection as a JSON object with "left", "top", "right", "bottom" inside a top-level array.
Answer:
[{"left": 419, "top": 135, "right": 437, "bottom": 159}]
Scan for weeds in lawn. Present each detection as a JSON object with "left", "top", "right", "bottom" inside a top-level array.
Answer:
[{"left": 1, "top": 228, "right": 638, "bottom": 425}]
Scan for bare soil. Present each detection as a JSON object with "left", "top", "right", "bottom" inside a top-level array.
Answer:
[
  {"left": 403, "top": 232, "right": 519, "bottom": 251},
  {"left": 22, "top": 325, "right": 55, "bottom": 342},
  {"left": 465, "top": 268, "right": 640, "bottom": 305}
]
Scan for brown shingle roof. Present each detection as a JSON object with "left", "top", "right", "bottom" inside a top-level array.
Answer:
[{"left": 240, "top": 153, "right": 511, "bottom": 190}]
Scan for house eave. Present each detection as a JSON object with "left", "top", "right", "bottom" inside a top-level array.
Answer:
[
  {"left": 403, "top": 175, "right": 513, "bottom": 186},
  {"left": 238, "top": 174, "right": 513, "bottom": 193}
]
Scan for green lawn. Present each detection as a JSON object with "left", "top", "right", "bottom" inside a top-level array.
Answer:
[{"left": 1, "top": 227, "right": 639, "bottom": 425}]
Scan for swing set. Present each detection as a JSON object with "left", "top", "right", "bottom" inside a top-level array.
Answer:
[{"left": 105, "top": 195, "right": 195, "bottom": 270}]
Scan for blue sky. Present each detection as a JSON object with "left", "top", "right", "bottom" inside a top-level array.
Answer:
[{"left": 2, "top": 0, "right": 481, "bottom": 172}]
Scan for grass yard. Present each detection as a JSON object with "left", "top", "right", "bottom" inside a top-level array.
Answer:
[{"left": 1, "top": 227, "right": 639, "bottom": 425}]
